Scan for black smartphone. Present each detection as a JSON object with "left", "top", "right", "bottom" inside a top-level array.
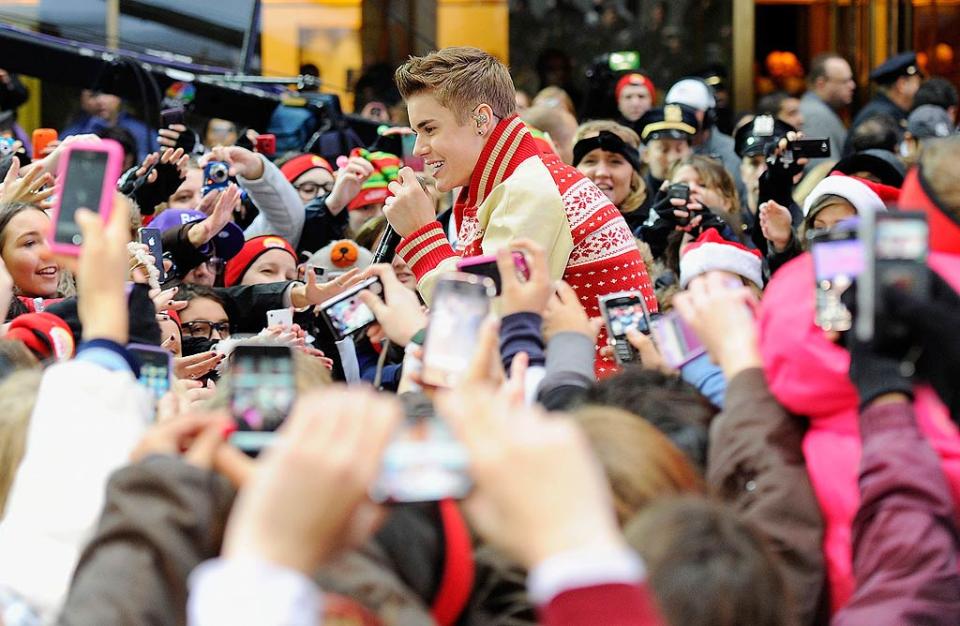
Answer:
[
  {"left": 667, "top": 183, "right": 690, "bottom": 203},
  {"left": 138, "top": 227, "right": 165, "bottom": 283},
  {"left": 788, "top": 138, "right": 831, "bottom": 159},
  {"left": 810, "top": 225, "right": 863, "bottom": 332},
  {"left": 227, "top": 344, "right": 296, "bottom": 453},
  {"left": 128, "top": 343, "right": 173, "bottom": 414},
  {"left": 319, "top": 277, "right": 383, "bottom": 341},
  {"left": 598, "top": 291, "right": 651, "bottom": 364},
  {"left": 856, "top": 211, "right": 929, "bottom": 344},
  {"left": 160, "top": 106, "right": 185, "bottom": 128}
]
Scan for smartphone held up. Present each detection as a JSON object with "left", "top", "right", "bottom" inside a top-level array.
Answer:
[{"left": 48, "top": 139, "right": 125, "bottom": 256}]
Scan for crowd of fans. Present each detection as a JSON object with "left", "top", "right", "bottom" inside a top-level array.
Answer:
[{"left": 0, "top": 43, "right": 958, "bottom": 626}]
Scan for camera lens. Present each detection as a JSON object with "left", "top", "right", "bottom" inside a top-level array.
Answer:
[{"left": 209, "top": 162, "right": 229, "bottom": 183}]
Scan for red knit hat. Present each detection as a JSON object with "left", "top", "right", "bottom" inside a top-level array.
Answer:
[
  {"left": 6, "top": 312, "right": 75, "bottom": 361},
  {"left": 680, "top": 228, "right": 764, "bottom": 289},
  {"left": 615, "top": 73, "right": 656, "bottom": 102},
  {"left": 280, "top": 153, "right": 334, "bottom": 183},
  {"left": 224, "top": 235, "right": 297, "bottom": 287}
]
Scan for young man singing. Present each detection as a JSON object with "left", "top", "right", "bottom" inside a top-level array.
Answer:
[{"left": 382, "top": 47, "right": 657, "bottom": 375}]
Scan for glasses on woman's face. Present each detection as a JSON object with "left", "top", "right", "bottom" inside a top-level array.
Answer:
[
  {"left": 182, "top": 320, "right": 231, "bottom": 339},
  {"left": 294, "top": 181, "right": 333, "bottom": 199}
]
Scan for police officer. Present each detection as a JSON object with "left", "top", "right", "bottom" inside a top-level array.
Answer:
[
  {"left": 851, "top": 51, "right": 923, "bottom": 130},
  {"left": 635, "top": 103, "right": 699, "bottom": 209},
  {"left": 734, "top": 114, "right": 795, "bottom": 216}
]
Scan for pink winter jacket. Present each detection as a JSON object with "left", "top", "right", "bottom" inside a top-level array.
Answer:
[{"left": 757, "top": 250, "right": 960, "bottom": 613}]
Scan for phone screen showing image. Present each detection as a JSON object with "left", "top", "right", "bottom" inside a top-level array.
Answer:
[
  {"left": 811, "top": 234, "right": 863, "bottom": 332},
  {"left": 56, "top": 150, "right": 109, "bottom": 246},
  {"left": 320, "top": 278, "right": 382, "bottom": 340},
  {"left": 228, "top": 346, "right": 295, "bottom": 451},
  {"left": 603, "top": 296, "right": 649, "bottom": 338},
  {"left": 421, "top": 275, "right": 493, "bottom": 387}
]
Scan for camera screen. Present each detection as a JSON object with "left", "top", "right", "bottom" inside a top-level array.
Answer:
[
  {"left": 876, "top": 219, "right": 928, "bottom": 261},
  {"left": 56, "top": 150, "right": 108, "bottom": 246},
  {"left": 229, "top": 349, "right": 295, "bottom": 433},
  {"left": 324, "top": 292, "right": 376, "bottom": 339},
  {"left": 605, "top": 297, "right": 648, "bottom": 337}
]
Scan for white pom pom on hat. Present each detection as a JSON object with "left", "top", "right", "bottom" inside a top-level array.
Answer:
[{"left": 679, "top": 228, "right": 764, "bottom": 290}]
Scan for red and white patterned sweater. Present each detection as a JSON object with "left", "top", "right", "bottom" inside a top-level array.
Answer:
[{"left": 397, "top": 115, "right": 657, "bottom": 376}]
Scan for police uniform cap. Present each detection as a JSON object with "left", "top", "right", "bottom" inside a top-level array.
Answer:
[
  {"left": 734, "top": 114, "right": 797, "bottom": 158},
  {"left": 870, "top": 52, "right": 921, "bottom": 85},
  {"left": 638, "top": 104, "right": 699, "bottom": 143}
]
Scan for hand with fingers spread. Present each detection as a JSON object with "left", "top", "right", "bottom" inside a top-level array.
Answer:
[
  {"left": 290, "top": 266, "right": 364, "bottom": 309},
  {"left": 357, "top": 264, "right": 427, "bottom": 346},
  {"left": 383, "top": 166, "right": 437, "bottom": 237},
  {"left": 188, "top": 184, "right": 241, "bottom": 248},
  {"left": 130, "top": 412, "right": 230, "bottom": 467},
  {"left": 672, "top": 272, "right": 761, "bottom": 379},
  {"left": 324, "top": 156, "right": 374, "bottom": 214},
  {"left": 0, "top": 158, "right": 55, "bottom": 207},
  {"left": 131, "top": 147, "right": 189, "bottom": 214},
  {"left": 543, "top": 280, "right": 603, "bottom": 342},
  {"left": 222, "top": 388, "right": 402, "bottom": 574},
  {"left": 499, "top": 239, "right": 552, "bottom": 316},
  {"left": 436, "top": 384, "right": 626, "bottom": 570}
]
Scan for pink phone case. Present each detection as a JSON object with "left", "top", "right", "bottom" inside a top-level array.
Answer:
[
  {"left": 48, "top": 139, "right": 125, "bottom": 256},
  {"left": 456, "top": 252, "right": 530, "bottom": 277}
]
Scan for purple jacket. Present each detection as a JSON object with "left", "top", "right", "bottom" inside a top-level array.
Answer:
[{"left": 833, "top": 399, "right": 960, "bottom": 625}]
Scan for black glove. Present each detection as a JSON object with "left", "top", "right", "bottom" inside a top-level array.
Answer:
[
  {"left": 133, "top": 159, "right": 185, "bottom": 215},
  {"left": 842, "top": 282, "right": 914, "bottom": 411},
  {"left": 884, "top": 269, "right": 960, "bottom": 421},
  {"left": 847, "top": 330, "right": 914, "bottom": 412}
]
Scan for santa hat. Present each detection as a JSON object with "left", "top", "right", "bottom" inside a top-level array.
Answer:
[
  {"left": 224, "top": 235, "right": 297, "bottom": 287},
  {"left": 6, "top": 312, "right": 75, "bottom": 362},
  {"left": 280, "top": 153, "right": 334, "bottom": 184},
  {"left": 802, "top": 173, "right": 893, "bottom": 217},
  {"left": 680, "top": 229, "right": 764, "bottom": 289},
  {"left": 615, "top": 73, "right": 656, "bottom": 102},
  {"left": 347, "top": 148, "right": 401, "bottom": 211}
]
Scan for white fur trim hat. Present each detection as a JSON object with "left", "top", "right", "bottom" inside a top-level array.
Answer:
[
  {"left": 680, "top": 229, "right": 764, "bottom": 289},
  {"left": 802, "top": 174, "right": 887, "bottom": 217}
]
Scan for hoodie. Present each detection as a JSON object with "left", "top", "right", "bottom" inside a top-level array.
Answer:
[{"left": 757, "top": 169, "right": 960, "bottom": 612}]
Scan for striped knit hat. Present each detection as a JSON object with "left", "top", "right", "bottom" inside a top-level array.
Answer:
[{"left": 347, "top": 148, "right": 401, "bottom": 211}]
